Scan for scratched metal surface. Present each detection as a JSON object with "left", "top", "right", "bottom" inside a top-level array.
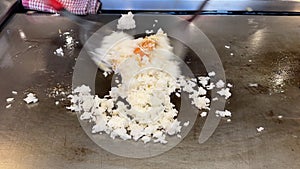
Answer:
[{"left": 0, "top": 14, "right": 299, "bottom": 169}]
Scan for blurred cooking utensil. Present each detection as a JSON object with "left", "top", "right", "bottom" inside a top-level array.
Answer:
[
  {"left": 47, "top": 0, "right": 95, "bottom": 30},
  {"left": 172, "top": 0, "right": 226, "bottom": 144},
  {"left": 47, "top": 0, "right": 112, "bottom": 71},
  {"left": 188, "top": 0, "right": 227, "bottom": 144},
  {"left": 187, "top": 0, "right": 210, "bottom": 22},
  {"left": 172, "top": 0, "right": 210, "bottom": 59}
]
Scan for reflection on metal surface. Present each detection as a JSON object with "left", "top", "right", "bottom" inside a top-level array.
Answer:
[
  {"left": 0, "top": 35, "right": 13, "bottom": 68},
  {"left": 273, "top": 74, "right": 285, "bottom": 87},
  {"left": 18, "top": 29, "right": 27, "bottom": 40},
  {"left": 57, "top": 29, "right": 80, "bottom": 57},
  {"left": 249, "top": 28, "right": 266, "bottom": 51},
  {"left": 269, "top": 53, "right": 299, "bottom": 93}
]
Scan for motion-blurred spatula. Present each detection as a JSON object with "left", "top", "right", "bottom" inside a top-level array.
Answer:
[
  {"left": 172, "top": 0, "right": 210, "bottom": 59},
  {"left": 47, "top": 0, "right": 112, "bottom": 72}
]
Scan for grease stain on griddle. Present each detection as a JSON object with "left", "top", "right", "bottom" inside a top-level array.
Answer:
[
  {"left": 255, "top": 51, "right": 300, "bottom": 93},
  {"left": 245, "top": 84, "right": 269, "bottom": 95},
  {"left": 62, "top": 146, "right": 97, "bottom": 162},
  {"left": 263, "top": 110, "right": 283, "bottom": 124}
]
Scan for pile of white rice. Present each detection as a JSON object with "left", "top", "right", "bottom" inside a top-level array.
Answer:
[{"left": 67, "top": 14, "right": 232, "bottom": 144}]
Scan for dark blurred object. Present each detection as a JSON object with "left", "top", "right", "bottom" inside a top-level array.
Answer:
[
  {"left": 187, "top": 0, "right": 209, "bottom": 22},
  {"left": 0, "top": 0, "right": 20, "bottom": 28}
]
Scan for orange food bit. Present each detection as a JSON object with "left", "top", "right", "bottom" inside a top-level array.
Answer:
[
  {"left": 140, "top": 39, "right": 156, "bottom": 51},
  {"left": 134, "top": 47, "right": 146, "bottom": 56},
  {"left": 133, "top": 38, "right": 157, "bottom": 57}
]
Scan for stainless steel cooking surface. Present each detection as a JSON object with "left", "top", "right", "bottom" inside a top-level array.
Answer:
[{"left": 0, "top": 13, "right": 300, "bottom": 169}]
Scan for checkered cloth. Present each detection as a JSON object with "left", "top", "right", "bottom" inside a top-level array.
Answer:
[{"left": 22, "top": 0, "right": 101, "bottom": 15}]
